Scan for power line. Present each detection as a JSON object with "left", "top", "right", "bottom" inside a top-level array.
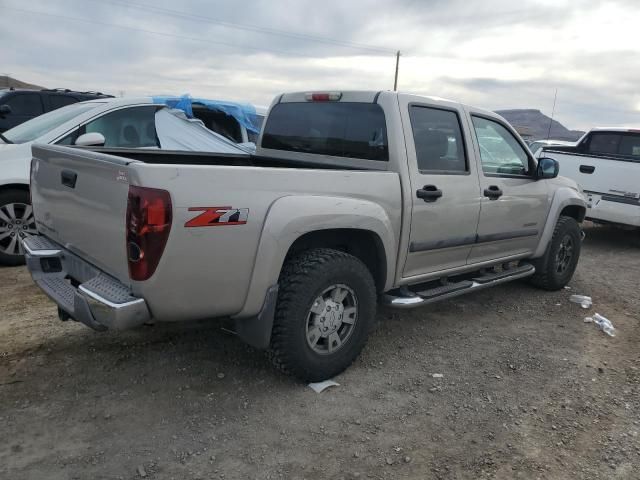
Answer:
[
  {"left": 86, "top": 0, "right": 396, "bottom": 55},
  {"left": 3, "top": 6, "right": 348, "bottom": 58}
]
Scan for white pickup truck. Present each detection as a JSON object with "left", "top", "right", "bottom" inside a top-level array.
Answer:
[
  {"left": 539, "top": 127, "right": 640, "bottom": 228},
  {"left": 24, "top": 91, "right": 586, "bottom": 381}
]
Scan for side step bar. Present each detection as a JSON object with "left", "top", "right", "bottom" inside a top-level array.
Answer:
[{"left": 382, "top": 263, "right": 535, "bottom": 309}]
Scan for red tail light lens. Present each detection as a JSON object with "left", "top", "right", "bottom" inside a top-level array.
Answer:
[{"left": 126, "top": 186, "right": 172, "bottom": 281}]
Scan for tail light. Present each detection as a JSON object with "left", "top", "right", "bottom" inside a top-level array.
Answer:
[{"left": 126, "top": 186, "right": 172, "bottom": 281}]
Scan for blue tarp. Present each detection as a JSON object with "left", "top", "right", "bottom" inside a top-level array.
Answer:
[{"left": 152, "top": 95, "right": 260, "bottom": 134}]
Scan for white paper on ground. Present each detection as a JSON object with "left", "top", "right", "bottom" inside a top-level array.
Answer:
[{"left": 308, "top": 380, "right": 340, "bottom": 393}]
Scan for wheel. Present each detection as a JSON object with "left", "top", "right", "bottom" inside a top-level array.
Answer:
[
  {"left": 530, "top": 216, "right": 581, "bottom": 291},
  {"left": 269, "top": 248, "right": 377, "bottom": 382},
  {"left": 0, "top": 189, "right": 36, "bottom": 266}
]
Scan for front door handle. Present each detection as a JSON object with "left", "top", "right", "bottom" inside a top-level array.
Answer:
[
  {"left": 416, "top": 184, "right": 443, "bottom": 202},
  {"left": 579, "top": 165, "right": 595, "bottom": 174},
  {"left": 483, "top": 185, "right": 503, "bottom": 200}
]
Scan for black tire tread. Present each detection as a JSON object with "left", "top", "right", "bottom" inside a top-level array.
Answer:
[
  {"left": 530, "top": 215, "right": 580, "bottom": 291},
  {"left": 269, "top": 248, "right": 376, "bottom": 381}
]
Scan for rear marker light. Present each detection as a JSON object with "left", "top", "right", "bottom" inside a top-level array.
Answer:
[
  {"left": 305, "top": 92, "right": 343, "bottom": 102},
  {"left": 126, "top": 186, "right": 172, "bottom": 281}
]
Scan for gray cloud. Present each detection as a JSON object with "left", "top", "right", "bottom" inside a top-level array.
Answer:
[{"left": 2, "top": 0, "right": 639, "bottom": 130}]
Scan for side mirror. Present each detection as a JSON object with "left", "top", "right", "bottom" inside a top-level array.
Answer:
[
  {"left": 536, "top": 157, "right": 559, "bottom": 179},
  {"left": 0, "top": 104, "right": 11, "bottom": 115},
  {"left": 74, "top": 132, "right": 105, "bottom": 147}
]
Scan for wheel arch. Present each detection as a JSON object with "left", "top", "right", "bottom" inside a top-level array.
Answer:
[
  {"left": 233, "top": 194, "right": 398, "bottom": 320},
  {"left": 533, "top": 188, "right": 587, "bottom": 258}
]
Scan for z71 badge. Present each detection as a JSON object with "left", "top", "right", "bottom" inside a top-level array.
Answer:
[{"left": 184, "top": 207, "right": 249, "bottom": 227}]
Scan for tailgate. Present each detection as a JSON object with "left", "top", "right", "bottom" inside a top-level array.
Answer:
[{"left": 31, "top": 144, "right": 134, "bottom": 284}]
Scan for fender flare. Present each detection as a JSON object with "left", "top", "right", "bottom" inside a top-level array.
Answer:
[
  {"left": 533, "top": 187, "right": 587, "bottom": 258},
  {"left": 233, "top": 194, "right": 398, "bottom": 319}
]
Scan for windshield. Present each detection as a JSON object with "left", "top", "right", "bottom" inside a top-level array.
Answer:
[{"left": 3, "top": 102, "right": 103, "bottom": 144}]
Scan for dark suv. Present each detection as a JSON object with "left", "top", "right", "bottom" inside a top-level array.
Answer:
[{"left": 0, "top": 88, "right": 113, "bottom": 132}]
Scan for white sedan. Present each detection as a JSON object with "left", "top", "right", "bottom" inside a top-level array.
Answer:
[{"left": 0, "top": 97, "right": 264, "bottom": 265}]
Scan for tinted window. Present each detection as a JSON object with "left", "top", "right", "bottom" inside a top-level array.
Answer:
[
  {"left": 83, "top": 106, "right": 159, "bottom": 148},
  {"left": 618, "top": 134, "right": 640, "bottom": 159},
  {"left": 409, "top": 106, "right": 466, "bottom": 172},
  {"left": 472, "top": 116, "right": 530, "bottom": 175},
  {"left": 589, "top": 133, "right": 621, "bottom": 155},
  {"left": 262, "top": 102, "right": 388, "bottom": 161},
  {"left": 5, "top": 93, "right": 43, "bottom": 116},
  {"left": 49, "top": 95, "right": 78, "bottom": 110}
]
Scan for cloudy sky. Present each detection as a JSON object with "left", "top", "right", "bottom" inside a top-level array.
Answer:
[{"left": 2, "top": 0, "right": 639, "bottom": 130}]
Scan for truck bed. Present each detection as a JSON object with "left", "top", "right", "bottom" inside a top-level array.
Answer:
[{"left": 30, "top": 144, "right": 402, "bottom": 322}]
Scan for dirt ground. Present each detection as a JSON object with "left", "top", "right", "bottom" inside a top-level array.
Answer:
[{"left": 1, "top": 223, "right": 639, "bottom": 480}]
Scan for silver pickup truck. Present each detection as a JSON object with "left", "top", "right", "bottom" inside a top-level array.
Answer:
[{"left": 24, "top": 91, "right": 586, "bottom": 381}]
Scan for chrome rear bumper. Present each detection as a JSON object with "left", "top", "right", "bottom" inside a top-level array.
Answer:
[{"left": 23, "top": 235, "right": 150, "bottom": 331}]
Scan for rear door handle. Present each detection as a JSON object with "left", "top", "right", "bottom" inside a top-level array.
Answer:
[
  {"left": 416, "top": 184, "right": 443, "bottom": 202},
  {"left": 483, "top": 185, "right": 503, "bottom": 200},
  {"left": 579, "top": 165, "right": 595, "bottom": 174},
  {"left": 61, "top": 170, "right": 78, "bottom": 189}
]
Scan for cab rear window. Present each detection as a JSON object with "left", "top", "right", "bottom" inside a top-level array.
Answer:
[{"left": 261, "top": 102, "right": 388, "bottom": 161}]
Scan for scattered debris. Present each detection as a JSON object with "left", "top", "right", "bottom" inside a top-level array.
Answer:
[
  {"left": 432, "top": 373, "right": 444, "bottom": 378},
  {"left": 570, "top": 295, "right": 592, "bottom": 309},
  {"left": 593, "top": 313, "right": 616, "bottom": 337},
  {"left": 584, "top": 317, "right": 593, "bottom": 323},
  {"left": 137, "top": 465, "right": 147, "bottom": 478},
  {"left": 216, "top": 373, "right": 225, "bottom": 379},
  {"left": 308, "top": 379, "right": 340, "bottom": 393}
]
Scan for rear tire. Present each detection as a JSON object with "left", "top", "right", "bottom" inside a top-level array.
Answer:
[
  {"left": 530, "top": 216, "right": 581, "bottom": 291},
  {"left": 269, "top": 248, "right": 377, "bottom": 382},
  {"left": 0, "top": 189, "right": 36, "bottom": 267}
]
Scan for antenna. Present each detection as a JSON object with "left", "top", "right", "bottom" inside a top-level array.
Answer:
[
  {"left": 393, "top": 51, "right": 401, "bottom": 91},
  {"left": 546, "top": 88, "right": 558, "bottom": 140}
]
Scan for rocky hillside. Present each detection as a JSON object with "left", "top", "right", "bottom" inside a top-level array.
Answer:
[
  {"left": 0, "top": 75, "right": 44, "bottom": 90},
  {"left": 495, "top": 109, "right": 584, "bottom": 141}
]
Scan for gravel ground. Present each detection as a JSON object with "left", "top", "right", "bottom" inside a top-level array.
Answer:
[{"left": 1, "top": 223, "right": 639, "bottom": 480}]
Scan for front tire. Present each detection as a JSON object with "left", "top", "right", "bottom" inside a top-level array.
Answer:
[
  {"left": 0, "top": 189, "right": 36, "bottom": 266},
  {"left": 530, "top": 216, "right": 582, "bottom": 291},
  {"left": 269, "top": 248, "right": 377, "bottom": 382}
]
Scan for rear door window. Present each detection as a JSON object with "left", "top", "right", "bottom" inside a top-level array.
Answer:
[
  {"left": 409, "top": 106, "right": 467, "bottom": 172},
  {"left": 262, "top": 102, "right": 388, "bottom": 161},
  {"left": 588, "top": 133, "right": 621, "bottom": 155},
  {"left": 617, "top": 134, "right": 640, "bottom": 160},
  {"left": 49, "top": 95, "right": 79, "bottom": 110}
]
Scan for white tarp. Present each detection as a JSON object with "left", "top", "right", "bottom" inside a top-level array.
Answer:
[{"left": 155, "top": 108, "right": 252, "bottom": 154}]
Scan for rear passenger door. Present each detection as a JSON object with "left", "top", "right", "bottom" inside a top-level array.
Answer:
[
  {"left": 399, "top": 96, "right": 482, "bottom": 278},
  {"left": 466, "top": 113, "right": 551, "bottom": 263}
]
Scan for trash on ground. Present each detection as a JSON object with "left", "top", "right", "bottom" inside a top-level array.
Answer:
[
  {"left": 432, "top": 373, "right": 444, "bottom": 378},
  {"left": 570, "top": 294, "right": 592, "bottom": 309},
  {"left": 593, "top": 313, "right": 616, "bottom": 337},
  {"left": 308, "top": 379, "right": 340, "bottom": 393},
  {"left": 584, "top": 316, "right": 593, "bottom": 323}
]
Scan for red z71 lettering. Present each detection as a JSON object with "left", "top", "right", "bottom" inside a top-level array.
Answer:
[{"left": 185, "top": 207, "right": 249, "bottom": 227}]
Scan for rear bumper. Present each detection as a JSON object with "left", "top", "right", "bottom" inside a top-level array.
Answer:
[{"left": 23, "top": 235, "right": 150, "bottom": 331}]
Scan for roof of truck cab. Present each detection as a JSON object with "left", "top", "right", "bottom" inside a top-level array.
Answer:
[
  {"left": 276, "top": 90, "right": 499, "bottom": 118},
  {"left": 588, "top": 127, "right": 640, "bottom": 133}
]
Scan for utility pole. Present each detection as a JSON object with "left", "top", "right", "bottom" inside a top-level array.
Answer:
[
  {"left": 393, "top": 51, "right": 401, "bottom": 91},
  {"left": 546, "top": 88, "right": 558, "bottom": 140}
]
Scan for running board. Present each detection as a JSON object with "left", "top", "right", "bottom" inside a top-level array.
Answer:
[{"left": 382, "top": 263, "right": 535, "bottom": 309}]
